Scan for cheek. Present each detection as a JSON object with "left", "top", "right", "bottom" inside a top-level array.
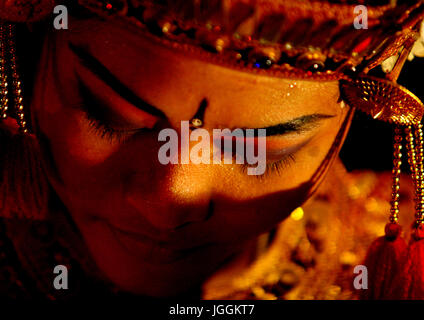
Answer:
[
  {"left": 32, "top": 54, "right": 124, "bottom": 196},
  {"left": 36, "top": 111, "right": 133, "bottom": 218},
  {"left": 278, "top": 116, "right": 348, "bottom": 186},
  {"left": 294, "top": 129, "right": 339, "bottom": 176},
  {"left": 219, "top": 125, "right": 343, "bottom": 201},
  {"left": 207, "top": 118, "right": 347, "bottom": 241},
  {"left": 40, "top": 107, "right": 122, "bottom": 166}
]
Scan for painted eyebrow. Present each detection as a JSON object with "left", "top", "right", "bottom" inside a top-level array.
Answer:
[
  {"left": 237, "top": 114, "right": 336, "bottom": 137},
  {"left": 69, "top": 43, "right": 166, "bottom": 119},
  {"left": 69, "top": 43, "right": 334, "bottom": 135}
]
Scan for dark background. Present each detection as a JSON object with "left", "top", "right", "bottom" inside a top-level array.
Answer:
[{"left": 340, "top": 58, "right": 423, "bottom": 172}]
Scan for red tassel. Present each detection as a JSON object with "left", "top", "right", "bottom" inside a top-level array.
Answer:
[
  {"left": 360, "top": 223, "right": 407, "bottom": 300},
  {"left": 0, "top": 120, "right": 50, "bottom": 220},
  {"left": 391, "top": 224, "right": 424, "bottom": 299}
]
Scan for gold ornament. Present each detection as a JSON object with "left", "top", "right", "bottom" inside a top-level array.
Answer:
[
  {"left": 0, "top": 23, "right": 28, "bottom": 134},
  {"left": 340, "top": 76, "right": 424, "bottom": 126}
]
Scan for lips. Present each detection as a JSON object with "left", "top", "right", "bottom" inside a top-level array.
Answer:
[{"left": 106, "top": 222, "right": 211, "bottom": 264}]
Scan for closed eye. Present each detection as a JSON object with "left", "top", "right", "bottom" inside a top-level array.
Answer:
[
  {"left": 73, "top": 76, "right": 158, "bottom": 144},
  {"left": 237, "top": 114, "right": 336, "bottom": 137},
  {"left": 240, "top": 154, "right": 297, "bottom": 179},
  {"left": 69, "top": 42, "right": 167, "bottom": 119}
]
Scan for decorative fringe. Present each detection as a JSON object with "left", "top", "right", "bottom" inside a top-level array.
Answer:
[
  {"left": 0, "top": 121, "right": 49, "bottom": 220},
  {"left": 360, "top": 223, "right": 407, "bottom": 300},
  {"left": 391, "top": 224, "right": 424, "bottom": 299}
]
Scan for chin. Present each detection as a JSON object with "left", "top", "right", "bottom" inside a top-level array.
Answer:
[
  {"left": 74, "top": 215, "right": 245, "bottom": 297},
  {"left": 113, "top": 271, "right": 203, "bottom": 298},
  {"left": 81, "top": 228, "right": 240, "bottom": 298},
  {"left": 95, "top": 253, "right": 217, "bottom": 298}
]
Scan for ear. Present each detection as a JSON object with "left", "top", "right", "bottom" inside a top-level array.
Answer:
[{"left": 0, "top": 124, "right": 50, "bottom": 220}]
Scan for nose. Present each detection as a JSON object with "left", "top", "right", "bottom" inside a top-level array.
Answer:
[{"left": 124, "top": 163, "right": 215, "bottom": 231}]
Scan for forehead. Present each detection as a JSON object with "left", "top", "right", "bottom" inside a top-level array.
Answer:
[{"left": 57, "top": 16, "right": 341, "bottom": 127}]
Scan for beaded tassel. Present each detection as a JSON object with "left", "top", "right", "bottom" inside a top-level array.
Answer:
[
  {"left": 0, "top": 23, "right": 28, "bottom": 133},
  {"left": 412, "top": 124, "right": 424, "bottom": 231},
  {"left": 7, "top": 24, "right": 28, "bottom": 134},
  {"left": 0, "top": 23, "right": 49, "bottom": 220},
  {"left": 403, "top": 124, "right": 424, "bottom": 236},
  {"left": 390, "top": 127, "right": 403, "bottom": 225},
  {"left": 0, "top": 24, "right": 8, "bottom": 120},
  {"left": 360, "top": 126, "right": 407, "bottom": 299},
  {"left": 389, "top": 124, "right": 424, "bottom": 299}
]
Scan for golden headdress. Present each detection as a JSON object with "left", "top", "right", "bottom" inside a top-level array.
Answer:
[
  {"left": 3, "top": 0, "right": 423, "bottom": 124},
  {"left": 74, "top": 0, "right": 424, "bottom": 125}
]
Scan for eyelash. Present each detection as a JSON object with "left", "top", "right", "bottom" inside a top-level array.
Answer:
[
  {"left": 85, "top": 109, "right": 297, "bottom": 177},
  {"left": 86, "top": 116, "right": 130, "bottom": 143},
  {"left": 83, "top": 107, "right": 146, "bottom": 144},
  {"left": 76, "top": 86, "right": 148, "bottom": 144},
  {"left": 264, "top": 154, "right": 296, "bottom": 177},
  {"left": 237, "top": 152, "right": 296, "bottom": 179}
]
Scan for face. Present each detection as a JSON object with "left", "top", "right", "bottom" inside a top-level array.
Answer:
[{"left": 31, "top": 16, "right": 350, "bottom": 297}]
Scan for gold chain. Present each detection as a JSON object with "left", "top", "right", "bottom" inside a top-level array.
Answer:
[
  {"left": 7, "top": 24, "right": 28, "bottom": 134},
  {"left": 405, "top": 125, "right": 424, "bottom": 230},
  {"left": 0, "top": 24, "right": 8, "bottom": 120},
  {"left": 390, "top": 126, "right": 403, "bottom": 223},
  {"left": 413, "top": 124, "right": 424, "bottom": 226}
]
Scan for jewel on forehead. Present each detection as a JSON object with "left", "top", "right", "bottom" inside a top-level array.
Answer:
[
  {"left": 190, "top": 118, "right": 203, "bottom": 128},
  {"left": 190, "top": 98, "right": 208, "bottom": 129}
]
